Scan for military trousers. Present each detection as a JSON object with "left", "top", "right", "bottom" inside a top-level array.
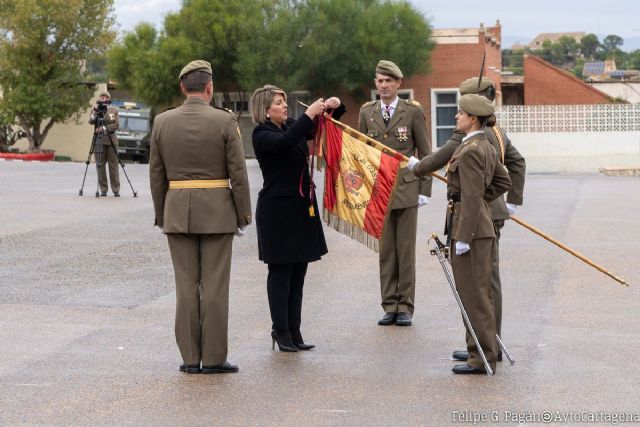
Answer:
[
  {"left": 167, "top": 233, "right": 233, "bottom": 366},
  {"left": 379, "top": 206, "right": 417, "bottom": 315},
  {"left": 491, "top": 219, "right": 505, "bottom": 338},
  {"left": 94, "top": 142, "right": 120, "bottom": 194},
  {"left": 451, "top": 237, "right": 498, "bottom": 371}
]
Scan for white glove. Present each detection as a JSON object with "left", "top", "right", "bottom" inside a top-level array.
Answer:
[
  {"left": 417, "top": 195, "right": 429, "bottom": 207},
  {"left": 406, "top": 156, "right": 419, "bottom": 171},
  {"left": 455, "top": 241, "right": 470, "bottom": 255},
  {"left": 506, "top": 203, "right": 517, "bottom": 216},
  {"left": 234, "top": 227, "right": 246, "bottom": 237}
]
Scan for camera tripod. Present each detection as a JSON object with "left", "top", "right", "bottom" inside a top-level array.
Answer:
[{"left": 79, "top": 119, "right": 137, "bottom": 197}]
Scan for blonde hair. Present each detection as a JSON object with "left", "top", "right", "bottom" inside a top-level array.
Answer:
[{"left": 249, "top": 85, "right": 286, "bottom": 124}]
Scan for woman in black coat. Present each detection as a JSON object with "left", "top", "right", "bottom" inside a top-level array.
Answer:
[{"left": 249, "top": 85, "right": 344, "bottom": 352}]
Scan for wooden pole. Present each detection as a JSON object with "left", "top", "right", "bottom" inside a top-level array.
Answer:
[{"left": 317, "top": 108, "right": 628, "bottom": 287}]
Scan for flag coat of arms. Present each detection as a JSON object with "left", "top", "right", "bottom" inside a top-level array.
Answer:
[{"left": 322, "top": 119, "right": 403, "bottom": 251}]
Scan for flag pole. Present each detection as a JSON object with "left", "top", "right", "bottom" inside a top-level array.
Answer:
[{"left": 301, "top": 102, "right": 628, "bottom": 287}]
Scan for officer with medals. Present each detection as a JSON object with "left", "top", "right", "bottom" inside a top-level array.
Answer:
[
  {"left": 407, "top": 77, "right": 526, "bottom": 363},
  {"left": 88, "top": 91, "right": 120, "bottom": 197},
  {"left": 358, "top": 60, "right": 432, "bottom": 326},
  {"left": 149, "top": 60, "right": 252, "bottom": 374},
  {"left": 413, "top": 94, "right": 511, "bottom": 374}
]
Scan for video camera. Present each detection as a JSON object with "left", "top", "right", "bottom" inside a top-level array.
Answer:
[{"left": 95, "top": 99, "right": 110, "bottom": 116}]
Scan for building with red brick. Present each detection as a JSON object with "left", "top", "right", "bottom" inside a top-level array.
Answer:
[{"left": 340, "top": 21, "right": 503, "bottom": 148}]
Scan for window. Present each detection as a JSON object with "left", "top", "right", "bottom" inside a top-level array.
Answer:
[
  {"left": 431, "top": 89, "right": 459, "bottom": 148},
  {"left": 213, "top": 92, "right": 249, "bottom": 113}
]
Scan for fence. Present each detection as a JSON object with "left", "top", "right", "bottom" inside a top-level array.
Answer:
[{"left": 496, "top": 104, "right": 640, "bottom": 133}]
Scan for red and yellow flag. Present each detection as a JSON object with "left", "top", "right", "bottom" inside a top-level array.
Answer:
[{"left": 323, "top": 119, "right": 403, "bottom": 251}]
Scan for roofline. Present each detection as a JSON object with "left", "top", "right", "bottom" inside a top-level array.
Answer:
[{"left": 525, "top": 54, "right": 614, "bottom": 101}]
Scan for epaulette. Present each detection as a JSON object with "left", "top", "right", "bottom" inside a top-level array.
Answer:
[
  {"left": 361, "top": 100, "right": 376, "bottom": 108},
  {"left": 405, "top": 99, "right": 422, "bottom": 108},
  {"left": 214, "top": 106, "right": 234, "bottom": 114}
]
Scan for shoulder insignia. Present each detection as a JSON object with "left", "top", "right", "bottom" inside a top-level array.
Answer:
[
  {"left": 361, "top": 100, "right": 376, "bottom": 108},
  {"left": 405, "top": 99, "right": 422, "bottom": 108},
  {"left": 214, "top": 106, "right": 234, "bottom": 114}
]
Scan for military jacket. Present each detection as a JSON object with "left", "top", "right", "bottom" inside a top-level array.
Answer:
[
  {"left": 358, "top": 99, "right": 432, "bottom": 209},
  {"left": 447, "top": 133, "right": 511, "bottom": 243},
  {"left": 89, "top": 106, "right": 119, "bottom": 145},
  {"left": 149, "top": 97, "right": 252, "bottom": 234},
  {"left": 413, "top": 124, "right": 526, "bottom": 220}
]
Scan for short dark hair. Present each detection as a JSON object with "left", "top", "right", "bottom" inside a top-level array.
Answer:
[{"left": 181, "top": 71, "right": 212, "bottom": 93}]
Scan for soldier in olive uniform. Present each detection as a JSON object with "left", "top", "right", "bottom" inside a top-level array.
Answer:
[
  {"left": 88, "top": 91, "right": 120, "bottom": 196},
  {"left": 408, "top": 77, "right": 526, "bottom": 362},
  {"left": 149, "top": 60, "right": 252, "bottom": 374},
  {"left": 417, "top": 94, "right": 511, "bottom": 374},
  {"left": 358, "top": 60, "right": 432, "bottom": 326}
]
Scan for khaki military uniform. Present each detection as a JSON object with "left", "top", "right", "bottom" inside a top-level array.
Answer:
[
  {"left": 149, "top": 97, "right": 252, "bottom": 367},
  {"left": 89, "top": 106, "right": 120, "bottom": 194},
  {"left": 358, "top": 99, "right": 432, "bottom": 315},
  {"left": 414, "top": 125, "right": 526, "bottom": 338},
  {"left": 484, "top": 125, "right": 525, "bottom": 337},
  {"left": 447, "top": 132, "right": 511, "bottom": 371}
]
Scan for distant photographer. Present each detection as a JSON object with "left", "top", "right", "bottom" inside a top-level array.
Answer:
[{"left": 89, "top": 91, "right": 120, "bottom": 197}]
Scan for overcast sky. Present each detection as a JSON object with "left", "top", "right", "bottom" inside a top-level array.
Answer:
[{"left": 114, "top": 0, "right": 640, "bottom": 44}]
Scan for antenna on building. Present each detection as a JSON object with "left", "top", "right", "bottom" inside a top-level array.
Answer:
[{"left": 477, "top": 52, "right": 486, "bottom": 93}]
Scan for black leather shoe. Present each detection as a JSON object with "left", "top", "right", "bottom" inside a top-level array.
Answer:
[
  {"left": 201, "top": 361, "right": 239, "bottom": 374},
  {"left": 179, "top": 363, "right": 200, "bottom": 374},
  {"left": 452, "top": 350, "right": 502, "bottom": 362},
  {"left": 291, "top": 329, "right": 315, "bottom": 350},
  {"left": 113, "top": 192, "right": 120, "bottom": 197},
  {"left": 100, "top": 192, "right": 107, "bottom": 197},
  {"left": 452, "top": 350, "right": 468, "bottom": 361},
  {"left": 396, "top": 312, "right": 412, "bottom": 326},
  {"left": 452, "top": 364, "right": 486, "bottom": 375},
  {"left": 378, "top": 312, "right": 397, "bottom": 325},
  {"left": 271, "top": 330, "right": 298, "bottom": 352}
]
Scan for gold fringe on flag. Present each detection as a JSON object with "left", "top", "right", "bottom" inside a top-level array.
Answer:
[{"left": 323, "top": 208, "right": 380, "bottom": 252}]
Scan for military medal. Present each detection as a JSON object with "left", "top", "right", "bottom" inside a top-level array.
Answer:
[
  {"left": 382, "top": 109, "right": 390, "bottom": 122},
  {"left": 397, "top": 126, "right": 408, "bottom": 142}
]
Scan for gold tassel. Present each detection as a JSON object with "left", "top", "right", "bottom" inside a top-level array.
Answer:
[
  {"left": 322, "top": 208, "right": 379, "bottom": 252},
  {"left": 309, "top": 205, "right": 315, "bottom": 217}
]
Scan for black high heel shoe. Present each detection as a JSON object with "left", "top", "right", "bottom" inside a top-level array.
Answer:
[
  {"left": 291, "top": 329, "right": 315, "bottom": 351},
  {"left": 271, "top": 330, "right": 298, "bottom": 352}
]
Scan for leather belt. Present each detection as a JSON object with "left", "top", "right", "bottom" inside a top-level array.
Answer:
[{"left": 169, "top": 179, "right": 229, "bottom": 189}]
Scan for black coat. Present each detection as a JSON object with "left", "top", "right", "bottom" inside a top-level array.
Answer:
[{"left": 253, "top": 114, "right": 327, "bottom": 264}]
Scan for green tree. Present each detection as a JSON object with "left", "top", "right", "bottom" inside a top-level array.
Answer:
[
  {"left": 0, "top": 0, "right": 116, "bottom": 152},
  {"left": 109, "top": 0, "right": 434, "bottom": 107},
  {"left": 602, "top": 34, "right": 624, "bottom": 54},
  {"left": 580, "top": 33, "right": 600, "bottom": 60}
]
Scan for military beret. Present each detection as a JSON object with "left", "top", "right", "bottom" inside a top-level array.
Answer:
[
  {"left": 99, "top": 91, "right": 111, "bottom": 98},
  {"left": 376, "top": 60, "right": 403, "bottom": 79},
  {"left": 459, "top": 94, "right": 495, "bottom": 117},
  {"left": 458, "top": 77, "right": 495, "bottom": 95},
  {"left": 179, "top": 60, "right": 213, "bottom": 80}
]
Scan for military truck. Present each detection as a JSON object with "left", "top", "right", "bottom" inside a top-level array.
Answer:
[{"left": 115, "top": 102, "right": 151, "bottom": 163}]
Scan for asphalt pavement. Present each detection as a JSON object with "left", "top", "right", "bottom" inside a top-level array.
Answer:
[{"left": 1, "top": 160, "right": 639, "bottom": 426}]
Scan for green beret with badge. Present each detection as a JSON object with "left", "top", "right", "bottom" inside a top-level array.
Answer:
[
  {"left": 458, "top": 77, "right": 495, "bottom": 95},
  {"left": 179, "top": 60, "right": 213, "bottom": 80},
  {"left": 376, "top": 60, "right": 403, "bottom": 79},
  {"left": 459, "top": 94, "right": 495, "bottom": 117}
]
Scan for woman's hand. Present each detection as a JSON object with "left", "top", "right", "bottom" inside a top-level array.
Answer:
[
  {"left": 304, "top": 98, "right": 325, "bottom": 119},
  {"left": 324, "top": 97, "right": 340, "bottom": 110}
]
